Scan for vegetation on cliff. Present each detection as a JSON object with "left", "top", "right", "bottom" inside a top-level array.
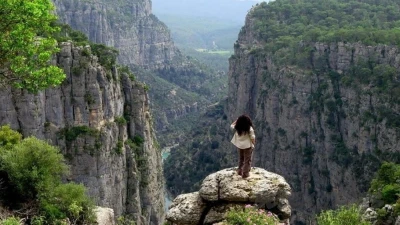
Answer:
[
  {"left": 0, "top": 0, "right": 65, "bottom": 92},
  {"left": 0, "top": 125, "right": 95, "bottom": 224},
  {"left": 249, "top": 0, "right": 400, "bottom": 51}
]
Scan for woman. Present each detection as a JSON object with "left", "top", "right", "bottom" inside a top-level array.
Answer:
[{"left": 230, "top": 115, "right": 255, "bottom": 179}]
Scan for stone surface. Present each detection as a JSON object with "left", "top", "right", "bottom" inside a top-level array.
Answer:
[
  {"left": 166, "top": 192, "right": 206, "bottom": 225},
  {"left": 204, "top": 203, "right": 238, "bottom": 224},
  {"left": 363, "top": 207, "right": 378, "bottom": 223},
  {"left": 200, "top": 167, "right": 291, "bottom": 205},
  {"left": 95, "top": 207, "right": 115, "bottom": 225},
  {"left": 166, "top": 167, "right": 291, "bottom": 225},
  {"left": 0, "top": 43, "right": 164, "bottom": 225}
]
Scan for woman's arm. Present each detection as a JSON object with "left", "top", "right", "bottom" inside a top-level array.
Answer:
[
  {"left": 250, "top": 127, "right": 256, "bottom": 145},
  {"left": 230, "top": 120, "right": 237, "bottom": 130}
]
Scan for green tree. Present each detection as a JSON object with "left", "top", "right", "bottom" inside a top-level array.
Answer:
[
  {"left": 0, "top": 125, "right": 21, "bottom": 150},
  {"left": 0, "top": 0, "right": 65, "bottom": 92},
  {"left": 0, "top": 137, "right": 69, "bottom": 199}
]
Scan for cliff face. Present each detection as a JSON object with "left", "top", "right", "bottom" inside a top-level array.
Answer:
[
  {"left": 53, "top": 0, "right": 227, "bottom": 146},
  {"left": 228, "top": 11, "right": 400, "bottom": 222},
  {"left": 53, "top": 0, "right": 176, "bottom": 69},
  {"left": 0, "top": 42, "right": 164, "bottom": 225}
]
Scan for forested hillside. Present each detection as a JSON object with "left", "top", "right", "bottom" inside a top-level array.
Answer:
[{"left": 165, "top": 0, "right": 400, "bottom": 223}]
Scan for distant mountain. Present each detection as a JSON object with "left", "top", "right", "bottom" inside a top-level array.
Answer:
[{"left": 152, "top": 0, "right": 268, "bottom": 23}]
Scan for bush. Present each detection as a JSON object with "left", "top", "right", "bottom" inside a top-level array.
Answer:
[
  {"left": 1, "top": 217, "right": 21, "bottom": 225},
  {"left": 0, "top": 137, "right": 68, "bottom": 199},
  {"left": 369, "top": 162, "right": 400, "bottom": 204},
  {"left": 224, "top": 205, "right": 279, "bottom": 225},
  {"left": 117, "top": 216, "right": 136, "bottom": 225},
  {"left": 316, "top": 205, "right": 369, "bottom": 225},
  {"left": 0, "top": 125, "right": 21, "bottom": 150},
  {"left": 115, "top": 116, "right": 127, "bottom": 125},
  {"left": 40, "top": 183, "right": 95, "bottom": 224}
]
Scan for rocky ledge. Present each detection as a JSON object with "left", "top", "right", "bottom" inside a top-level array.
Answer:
[{"left": 166, "top": 167, "right": 292, "bottom": 225}]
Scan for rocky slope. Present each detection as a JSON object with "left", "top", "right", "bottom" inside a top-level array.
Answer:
[
  {"left": 166, "top": 167, "right": 291, "bottom": 225},
  {"left": 0, "top": 42, "right": 164, "bottom": 225},
  {"left": 53, "top": 0, "right": 227, "bottom": 146}
]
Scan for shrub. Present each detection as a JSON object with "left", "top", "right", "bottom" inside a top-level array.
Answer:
[
  {"left": 117, "top": 216, "right": 136, "bottom": 225},
  {"left": 0, "top": 137, "right": 68, "bottom": 199},
  {"left": 316, "top": 205, "right": 369, "bottom": 225},
  {"left": 369, "top": 162, "right": 400, "bottom": 204},
  {"left": 59, "top": 126, "right": 99, "bottom": 142},
  {"left": 224, "top": 205, "right": 279, "bottom": 225},
  {"left": 132, "top": 135, "right": 144, "bottom": 146},
  {"left": 40, "top": 183, "right": 95, "bottom": 224},
  {"left": 1, "top": 217, "right": 21, "bottom": 225},
  {"left": 115, "top": 116, "right": 127, "bottom": 125},
  {"left": 0, "top": 125, "right": 21, "bottom": 150}
]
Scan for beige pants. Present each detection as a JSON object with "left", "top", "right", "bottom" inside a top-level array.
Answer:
[{"left": 237, "top": 147, "right": 253, "bottom": 177}]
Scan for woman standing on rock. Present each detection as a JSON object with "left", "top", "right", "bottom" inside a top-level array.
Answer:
[{"left": 230, "top": 115, "right": 255, "bottom": 179}]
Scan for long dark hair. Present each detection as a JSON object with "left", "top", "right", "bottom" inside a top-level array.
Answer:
[{"left": 234, "top": 115, "right": 253, "bottom": 136}]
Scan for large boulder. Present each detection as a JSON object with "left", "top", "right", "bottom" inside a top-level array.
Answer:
[
  {"left": 166, "top": 192, "right": 207, "bottom": 225},
  {"left": 166, "top": 167, "right": 292, "bottom": 225}
]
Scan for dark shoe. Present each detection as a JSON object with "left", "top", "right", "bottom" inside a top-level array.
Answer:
[
  {"left": 237, "top": 169, "right": 242, "bottom": 176},
  {"left": 242, "top": 174, "right": 249, "bottom": 179}
]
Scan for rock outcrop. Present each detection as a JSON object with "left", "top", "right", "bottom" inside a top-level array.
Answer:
[
  {"left": 166, "top": 167, "right": 291, "bottom": 225},
  {"left": 0, "top": 42, "right": 164, "bottom": 225}
]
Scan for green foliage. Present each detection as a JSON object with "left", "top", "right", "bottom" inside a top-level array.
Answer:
[
  {"left": 0, "top": 125, "right": 22, "bottom": 150},
  {"left": 84, "top": 92, "right": 95, "bottom": 105},
  {"left": 369, "top": 162, "right": 400, "bottom": 204},
  {"left": 0, "top": 127, "right": 95, "bottom": 224},
  {"left": 118, "top": 66, "right": 136, "bottom": 81},
  {"left": 54, "top": 24, "right": 89, "bottom": 46},
  {"left": 117, "top": 216, "right": 136, "bottom": 225},
  {"left": 224, "top": 205, "right": 279, "bottom": 225},
  {"left": 0, "top": 0, "right": 66, "bottom": 92},
  {"left": 115, "top": 140, "right": 124, "bottom": 154},
  {"left": 40, "top": 183, "right": 95, "bottom": 224},
  {"left": 0, "top": 217, "right": 21, "bottom": 225},
  {"left": 164, "top": 100, "right": 230, "bottom": 196},
  {"left": 132, "top": 135, "right": 144, "bottom": 146},
  {"left": 59, "top": 126, "right": 99, "bottom": 142},
  {"left": 0, "top": 137, "right": 68, "bottom": 199},
  {"left": 115, "top": 116, "right": 127, "bottom": 125},
  {"left": 250, "top": 0, "right": 400, "bottom": 50},
  {"left": 91, "top": 43, "right": 118, "bottom": 71},
  {"left": 316, "top": 205, "right": 369, "bottom": 225},
  {"left": 55, "top": 23, "right": 119, "bottom": 72}
]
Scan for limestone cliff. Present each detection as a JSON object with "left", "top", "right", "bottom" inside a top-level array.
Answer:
[
  {"left": 0, "top": 42, "right": 164, "bottom": 225},
  {"left": 227, "top": 8, "right": 400, "bottom": 223},
  {"left": 53, "top": 0, "right": 227, "bottom": 144}
]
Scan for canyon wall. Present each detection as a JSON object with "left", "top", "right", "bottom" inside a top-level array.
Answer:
[
  {"left": 228, "top": 10, "right": 400, "bottom": 223},
  {"left": 0, "top": 42, "right": 164, "bottom": 224}
]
